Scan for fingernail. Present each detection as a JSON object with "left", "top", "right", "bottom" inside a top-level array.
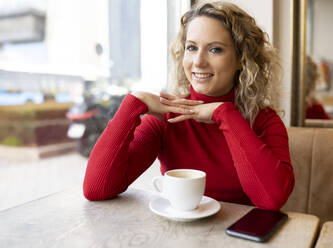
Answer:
[
  {"left": 198, "top": 100, "right": 204, "bottom": 103},
  {"left": 189, "top": 110, "right": 194, "bottom": 113}
]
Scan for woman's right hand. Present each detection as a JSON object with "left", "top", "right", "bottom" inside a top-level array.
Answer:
[{"left": 131, "top": 91, "right": 199, "bottom": 121}]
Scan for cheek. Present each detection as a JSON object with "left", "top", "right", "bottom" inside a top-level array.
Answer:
[
  {"left": 182, "top": 57, "right": 191, "bottom": 74},
  {"left": 182, "top": 56, "right": 188, "bottom": 68},
  {"left": 215, "top": 59, "right": 235, "bottom": 74}
]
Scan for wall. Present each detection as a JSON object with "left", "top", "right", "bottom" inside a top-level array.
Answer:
[
  {"left": 224, "top": 0, "right": 273, "bottom": 39},
  {"left": 311, "top": 0, "right": 333, "bottom": 93},
  {"left": 311, "top": 0, "right": 333, "bottom": 62},
  {"left": 273, "top": 0, "right": 292, "bottom": 126}
]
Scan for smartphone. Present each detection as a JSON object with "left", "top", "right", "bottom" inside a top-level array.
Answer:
[{"left": 225, "top": 208, "right": 288, "bottom": 242}]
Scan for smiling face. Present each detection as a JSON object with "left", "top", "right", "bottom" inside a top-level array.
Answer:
[{"left": 182, "top": 16, "right": 241, "bottom": 97}]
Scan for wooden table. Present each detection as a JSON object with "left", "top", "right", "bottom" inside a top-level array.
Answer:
[
  {"left": 315, "top": 221, "right": 333, "bottom": 248},
  {"left": 0, "top": 187, "right": 320, "bottom": 248}
]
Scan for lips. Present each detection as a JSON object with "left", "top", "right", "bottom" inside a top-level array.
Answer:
[{"left": 192, "top": 72, "right": 214, "bottom": 81}]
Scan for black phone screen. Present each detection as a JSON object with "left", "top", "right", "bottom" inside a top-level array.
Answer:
[{"left": 225, "top": 208, "right": 288, "bottom": 242}]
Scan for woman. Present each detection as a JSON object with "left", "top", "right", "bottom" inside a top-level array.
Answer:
[
  {"left": 305, "top": 55, "right": 331, "bottom": 119},
  {"left": 83, "top": 1, "right": 294, "bottom": 210}
]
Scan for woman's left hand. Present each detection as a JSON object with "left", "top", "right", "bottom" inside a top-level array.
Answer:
[{"left": 159, "top": 92, "right": 223, "bottom": 124}]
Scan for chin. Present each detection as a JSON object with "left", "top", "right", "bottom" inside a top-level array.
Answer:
[
  {"left": 193, "top": 85, "right": 214, "bottom": 96},
  {"left": 192, "top": 84, "right": 209, "bottom": 94}
]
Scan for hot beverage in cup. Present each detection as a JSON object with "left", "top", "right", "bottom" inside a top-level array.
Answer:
[{"left": 152, "top": 169, "right": 206, "bottom": 211}]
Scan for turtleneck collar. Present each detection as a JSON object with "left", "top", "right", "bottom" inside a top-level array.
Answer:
[{"left": 188, "top": 86, "right": 235, "bottom": 103}]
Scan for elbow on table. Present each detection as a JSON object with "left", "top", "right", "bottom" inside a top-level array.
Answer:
[
  {"left": 82, "top": 173, "right": 130, "bottom": 201},
  {"left": 259, "top": 197, "right": 287, "bottom": 211},
  {"left": 258, "top": 186, "right": 295, "bottom": 211},
  {"left": 83, "top": 184, "right": 119, "bottom": 201},
  {"left": 260, "top": 173, "right": 295, "bottom": 210}
]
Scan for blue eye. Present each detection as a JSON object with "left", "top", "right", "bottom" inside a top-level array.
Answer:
[
  {"left": 210, "top": 47, "right": 223, "bottom": 54},
  {"left": 185, "top": 45, "right": 196, "bottom": 51}
]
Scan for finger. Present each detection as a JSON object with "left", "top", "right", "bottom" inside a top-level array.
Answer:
[
  {"left": 167, "top": 105, "right": 194, "bottom": 115},
  {"left": 171, "top": 98, "right": 204, "bottom": 106},
  {"left": 160, "top": 97, "right": 178, "bottom": 106},
  {"left": 160, "top": 97, "right": 203, "bottom": 107},
  {"left": 160, "top": 92, "right": 177, "bottom": 100},
  {"left": 168, "top": 115, "right": 193, "bottom": 123}
]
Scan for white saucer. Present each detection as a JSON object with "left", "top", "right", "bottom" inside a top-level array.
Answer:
[{"left": 149, "top": 195, "right": 221, "bottom": 222}]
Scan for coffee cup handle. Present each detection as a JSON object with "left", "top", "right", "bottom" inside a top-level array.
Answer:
[{"left": 152, "top": 176, "right": 163, "bottom": 193}]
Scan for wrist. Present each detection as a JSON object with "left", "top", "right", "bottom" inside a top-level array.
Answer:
[
  {"left": 131, "top": 92, "right": 151, "bottom": 109},
  {"left": 131, "top": 91, "right": 146, "bottom": 101},
  {"left": 210, "top": 102, "right": 224, "bottom": 121}
]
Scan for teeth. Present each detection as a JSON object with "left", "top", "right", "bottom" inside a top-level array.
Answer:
[{"left": 193, "top": 73, "right": 213, "bottom": 79}]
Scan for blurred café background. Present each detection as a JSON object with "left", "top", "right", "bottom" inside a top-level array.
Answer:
[{"left": 0, "top": 0, "right": 333, "bottom": 211}]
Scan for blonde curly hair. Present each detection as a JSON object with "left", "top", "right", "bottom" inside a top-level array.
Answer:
[
  {"left": 169, "top": 1, "right": 282, "bottom": 126},
  {"left": 305, "top": 55, "right": 319, "bottom": 105}
]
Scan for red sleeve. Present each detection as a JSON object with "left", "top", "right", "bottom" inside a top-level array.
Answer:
[
  {"left": 212, "top": 103, "right": 295, "bottom": 210},
  {"left": 83, "top": 94, "right": 164, "bottom": 200}
]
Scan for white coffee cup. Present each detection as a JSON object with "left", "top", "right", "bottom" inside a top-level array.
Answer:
[{"left": 152, "top": 169, "right": 206, "bottom": 211}]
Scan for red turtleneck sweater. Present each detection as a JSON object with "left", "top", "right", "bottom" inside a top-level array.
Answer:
[{"left": 83, "top": 87, "right": 294, "bottom": 210}]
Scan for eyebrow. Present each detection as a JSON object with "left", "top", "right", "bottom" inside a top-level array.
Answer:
[{"left": 185, "top": 40, "right": 227, "bottom": 47}]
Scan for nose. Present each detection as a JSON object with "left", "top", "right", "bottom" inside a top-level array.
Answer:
[{"left": 193, "top": 50, "right": 208, "bottom": 68}]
